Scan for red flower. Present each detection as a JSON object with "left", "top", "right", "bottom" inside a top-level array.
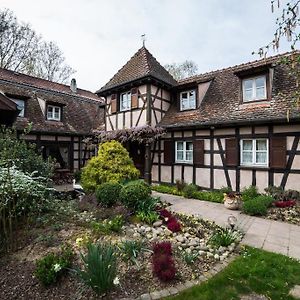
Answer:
[{"left": 274, "top": 200, "right": 296, "bottom": 208}]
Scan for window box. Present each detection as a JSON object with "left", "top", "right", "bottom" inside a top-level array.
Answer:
[
  {"left": 120, "top": 91, "right": 131, "bottom": 111},
  {"left": 240, "top": 139, "right": 268, "bottom": 166},
  {"left": 180, "top": 90, "right": 196, "bottom": 111},
  {"left": 47, "top": 105, "right": 61, "bottom": 121},
  {"left": 242, "top": 75, "right": 267, "bottom": 102},
  {"left": 175, "top": 141, "right": 193, "bottom": 163}
]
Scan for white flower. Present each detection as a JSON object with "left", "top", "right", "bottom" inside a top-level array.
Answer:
[
  {"left": 53, "top": 263, "right": 62, "bottom": 273},
  {"left": 76, "top": 237, "right": 84, "bottom": 245},
  {"left": 113, "top": 276, "right": 120, "bottom": 285}
]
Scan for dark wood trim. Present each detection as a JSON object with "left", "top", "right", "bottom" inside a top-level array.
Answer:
[{"left": 210, "top": 128, "right": 214, "bottom": 189}]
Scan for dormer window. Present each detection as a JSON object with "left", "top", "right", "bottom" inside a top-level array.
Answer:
[
  {"left": 180, "top": 90, "right": 196, "bottom": 111},
  {"left": 11, "top": 99, "right": 25, "bottom": 117},
  {"left": 120, "top": 91, "right": 131, "bottom": 111},
  {"left": 47, "top": 105, "right": 61, "bottom": 121},
  {"left": 242, "top": 75, "right": 267, "bottom": 102}
]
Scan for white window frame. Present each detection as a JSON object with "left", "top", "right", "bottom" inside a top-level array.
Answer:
[
  {"left": 47, "top": 105, "right": 61, "bottom": 121},
  {"left": 120, "top": 91, "right": 131, "bottom": 111},
  {"left": 175, "top": 141, "right": 193, "bottom": 163},
  {"left": 180, "top": 89, "right": 196, "bottom": 111},
  {"left": 240, "top": 139, "right": 268, "bottom": 167},
  {"left": 12, "top": 99, "right": 25, "bottom": 117},
  {"left": 242, "top": 75, "right": 267, "bottom": 102}
]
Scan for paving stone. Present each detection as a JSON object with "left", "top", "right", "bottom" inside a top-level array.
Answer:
[
  {"left": 149, "top": 291, "right": 162, "bottom": 300},
  {"left": 240, "top": 293, "right": 268, "bottom": 300},
  {"left": 158, "top": 289, "right": 170, "bottom": 298},
  {"left": 168, "top": 287, "right": 179, "bottom": 295},
  {"left": 289, "top": 285, "right": 300, "bottom": 299},
  {"left": 184, "top": 281, "right": 194, "bottom": 289},
  {"left": 175, "top": 283, "right": 186, "bottom": 292},
  {"left": 139, "top": 293, "right": 152, "bottom": 300}
]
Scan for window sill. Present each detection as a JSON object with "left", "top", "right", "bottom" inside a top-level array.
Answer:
[
  {"left": 175, "top": 161, "right": 193, "bottom": 165},
  {"left": 179, "top": 107, "right": 196, "bottom": 112},
  {"left": 240, "top": 165, "right": 269, "bottom": 170}
]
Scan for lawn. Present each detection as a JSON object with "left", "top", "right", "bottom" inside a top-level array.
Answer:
[{"left": 168, "top": 247, "right": 300, "bottom": 300}]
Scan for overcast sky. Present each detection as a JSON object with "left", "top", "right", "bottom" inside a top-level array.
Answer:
[{"left": 1, "top": 0, "right": 291, "bottom": 92}]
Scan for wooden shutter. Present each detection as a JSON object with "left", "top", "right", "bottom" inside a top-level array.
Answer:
[
  {"left": 131, "top": 88, "right": 138, "bottom": 109},
  {"left": 270, "top": 137, "right": 286, "bottom": 168},
  {"left": 164, "top": 140, "right": 174, "bottom": 165},
  {"left": 193, "top": 139, "right": 204, "bottom": 165},
  {"left": 110, "top": 94, "right": 117, "bottom": 113},
  {"left": 225, "top": 138, "right": 238, "bottom": 166}
]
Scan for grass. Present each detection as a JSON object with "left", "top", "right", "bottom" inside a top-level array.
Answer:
[{"left": 168, "top": 247, "right": 300, "bottom": 300}]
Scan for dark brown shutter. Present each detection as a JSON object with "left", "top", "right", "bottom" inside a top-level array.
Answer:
[
  {"left": 225, "top": 138, "right": 238, "bottom": 166},
  {"left": 164, "top": 140, "right": 174, "bottom": 165},
  {"left": 111, "top": 94, "right": 117, "bottom": 113},
  {"left": 193, "top": 139, "right": 204, "bottom": 165},
  {"left": 270, "top": 137, "right": 286, "bottom": 168},
  {"left": 131, "top": 88, "right": 138, "bottom": 109}
]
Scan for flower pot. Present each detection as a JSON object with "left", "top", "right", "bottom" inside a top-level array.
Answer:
[{"left": 223, "top": 195, "right": 242, "bottom": 210}]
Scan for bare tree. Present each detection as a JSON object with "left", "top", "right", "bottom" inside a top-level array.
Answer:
[
  {"left": 0, "top": 8, "right": 75, "bottom": 83},
  {"left": 164, "top": 60, "right": 198, "bottom": 80}
]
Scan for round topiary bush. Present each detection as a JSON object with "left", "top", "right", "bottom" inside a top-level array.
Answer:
[
  {"left": 119, "top": 180, "right": 151, "bottom": 211},
  {"left": 81, "top": 141, "right": 140, "bottom": 192},
  {"left": 95, "top": 182, "right": 122, "bottom": 207}
]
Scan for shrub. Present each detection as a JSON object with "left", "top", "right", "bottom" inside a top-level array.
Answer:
[
  {"left": 242, "top": 185, "right": 259, "bottom": 201},
  {"left": 152, "top": 242, "right": 176, "bottom": 282},
  {"left": 73, "top": 170, "right": 82, "bottom": 183},
  {"left": 152, "top": 184, "right": 183, "bottom": 196},
  {"left": 95, "top": 181, "right": 122, "bottom": 207},
  {"left": 34, "top": 244, "right": 73, "bottom": 286},
  {"left": 136, "top": 196, "right": 159, "bottom": 213},
  {"left": 167, "top": 218, "right": 181, "bottom": 233},
  {"left": 91, "top": 215, "right": 124, "bottom": 234},
  {"left": 209, "top": 228, "right": 238, "bottom": 247},
  {"left": 119, "top": 180, "right": 151, "bottom": 211},
  {"left": 183, "top": 184, "right": 198, "bottom": 198},
  {"left": 175, "top": 179, "right": 186, "bottom": 192},
  {"left": 77, "top": 243, "right": 117, "bottom": 295},
  {"left": 242, "top": 195, "right": 273, "bottom": 216},
  {"left": 81, "top": 141, "right": 140, "bottom": 192},
  {"left": 136, "top": 211, "right": 159, "bottom": 224},
  {"left": 159, "top": 209, "right": 173, "bottom": 220}
]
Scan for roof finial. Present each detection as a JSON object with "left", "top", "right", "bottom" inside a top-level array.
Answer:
[{"left": 141, "top": 34, "right": 146, "bottom": 47}]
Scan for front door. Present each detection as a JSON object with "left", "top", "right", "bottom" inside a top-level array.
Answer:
[{"left": 129, "top": 142, "right": 145, "bottom": 178}]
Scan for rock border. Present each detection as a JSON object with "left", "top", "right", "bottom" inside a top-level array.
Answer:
[{"left": 120, "top": 254, "right": 237, "bottom": 300}]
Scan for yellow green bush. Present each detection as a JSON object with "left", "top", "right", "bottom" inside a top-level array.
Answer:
[{"left": 81, "top": 141, "right": 140, "bottom": 192}]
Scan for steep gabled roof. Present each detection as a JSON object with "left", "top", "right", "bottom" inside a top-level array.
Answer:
[{"left": 97, "top": 46, "right": 177, "bottom": 93}]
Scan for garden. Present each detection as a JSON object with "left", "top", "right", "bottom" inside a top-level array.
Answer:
[
  {"left": 152, "top": 181, "right": 300, "bottom": 225},
  {"left": 0, "top": 129, "right": 243, "bottom": 299}
]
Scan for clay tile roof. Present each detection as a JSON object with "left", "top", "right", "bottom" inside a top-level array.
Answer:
[
  {"left": 97, "top": 46, "right": 177, "bottom": 93},
  {"left": 160, "top": 51, "right": 300, "bottom": 128}
]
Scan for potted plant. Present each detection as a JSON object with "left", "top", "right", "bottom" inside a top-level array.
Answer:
[{"left": 223, "top": 191, "right": 242, "bottom": 210}]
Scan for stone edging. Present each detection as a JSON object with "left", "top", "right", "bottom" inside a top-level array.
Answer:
[{"left": 120, "top": 254, "right": 238, "bottom": 300}]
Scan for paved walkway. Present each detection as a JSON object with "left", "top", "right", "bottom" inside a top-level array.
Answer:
[{"left": 153, "top": 191, "right": 300, "bottom": 260}]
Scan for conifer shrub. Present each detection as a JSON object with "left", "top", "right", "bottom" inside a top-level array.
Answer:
[
  {"left": 95, "top": 181, "right": 122, "bottom": 207},
  {"left": 81, "top": 141, "right": 140, "bottom": 192}
]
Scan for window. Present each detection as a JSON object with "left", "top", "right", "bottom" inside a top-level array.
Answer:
[
  {"left": 180, "top": 90, "right": 196, "bottom": 110},
  {"left": 242, "top": 75, "right": 267, "bottom": 102},
  {"left": 175, "top": 141, "right": 193, "bottom": 163},
  {"left": 241, "top": 139, "right": 268, "bottom": 166},
  {"left": 12, "top": 99, "right": 25, "bottom": 117},
  {"left": 120, "top": 91, "right": 131, "bottom": 111},
  {"left": 47, "top": 105, "right": 61, "bottom": 121}
]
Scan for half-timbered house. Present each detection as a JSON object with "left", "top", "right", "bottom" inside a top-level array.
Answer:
[
  {"left": 97, "top": 46, "right": 300, "bottom": 192},
  {"left": 0, "top": 68, "right": 104, "bottom": 174}
]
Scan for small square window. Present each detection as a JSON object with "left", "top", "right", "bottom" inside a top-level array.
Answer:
[
  {"left": 180, "top": 90, "right": 196, "bottom": 111},
  {"left": 175, "top": 141, "right": 193, "bottom": 163},
  {"left": 120, "top": 91, "right": 131, "bottom": 111},
  {"left": 242, "top": 75, "right": 267, "bottom": 102},
  {"left": 47, "top": 105, "right": 61, "bottom": 121}
]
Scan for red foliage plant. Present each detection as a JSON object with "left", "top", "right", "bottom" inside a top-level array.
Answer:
[
  {"left": 159, "top": 209, "right": 173, "bottom": 219},
  {"left": 274, "top": 200, "right": 296, "bottom": 208},
  {"left": 152, "top": 242, "right": 176, "bottom": 282},
  {"left": 167, "top": 219, "right": 181, "bottom": 233},
  {"left": 153, "top": 241, "right": 172, "bottom": 256}
]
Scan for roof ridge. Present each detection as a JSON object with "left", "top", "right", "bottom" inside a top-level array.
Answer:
[{"left": 178, "top": 50, "right": 298, "bottom": 84}]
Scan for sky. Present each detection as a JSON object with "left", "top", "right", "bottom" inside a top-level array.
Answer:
[{"left": 0, "top": 0, "right": 292, "bottom": 92}]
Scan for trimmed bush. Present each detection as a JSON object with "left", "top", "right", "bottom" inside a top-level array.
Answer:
[
  {"left": 242, "top": 195, "right": 274, "bottom": 216},
  {"left": 81, "top": 141, "right": 140, "bottom": 192},
  {"left": 119, "top": 180, "right": 151, "bottom": 211},
  {"left": 183, "top": 184, "right": 198, "bottom": 198},
  {"left": 96, "top": 181, "right": 122, "bottom": 207},
  {"left": 242, "top": 185, "right": 259, "bottom": 202}
]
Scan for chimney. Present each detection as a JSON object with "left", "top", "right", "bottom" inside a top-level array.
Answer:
[{"left": 70, "top": 78, "right": 77, "bottom": 93}]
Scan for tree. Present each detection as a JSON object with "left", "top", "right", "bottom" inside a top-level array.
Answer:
[
  {"left": 164, "top": 60, "right": 198, "bottom": 80},
  {"left": 0, "top": 8, "right": 75, "bottom": 83}
]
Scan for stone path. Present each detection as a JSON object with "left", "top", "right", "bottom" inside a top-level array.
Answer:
[{"left": 153, "top": 191, "right": 300, "bottom": 260}]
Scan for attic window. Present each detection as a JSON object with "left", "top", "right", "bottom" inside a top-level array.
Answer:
[
  {"left": 242, "top": 75, "right": 267, "bottom": 102},
  {"left": 11, "top": 99, "right": 25, "bottom": 117},
  {"left": 180, "top": 90, "right": 196, "bottom": 111},
  {"left": 120, "top": 91, "right": 131, "bottom": 111},
  {"left": 47, "top": 105, "right": 61, "bottom": 121}
]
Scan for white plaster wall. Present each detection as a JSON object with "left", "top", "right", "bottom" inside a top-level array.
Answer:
[
  {"left": 184, "top": 131, "right": 193, "bottom": 137},
  {"left": 22, "top": 134, "right": 37, "bottom": 140},
  {"left": 174, "top": 132, "right": 182, "bottom": 138},
  {"left": 152, "top": 165, "right": 158, "bottom": 182},
  {"left": 240, "top": 170, "right": 253, "bottom": 189},
  {"left": 196, "top": 168, "right": 210, "bottom": 188},
  {"left": 58, "top": 136, "right": 71, "bottom": 141},
  {"left": 204, "top": 154, "right": 210, "bottom": 166},
  {"left": 274, "top": 124, "right": 300, "bottom": 133},
  {"left": 285, "top": 174, "right": 300, "bottom": 190},
  {"left": 184, "top": 166, "right": 193, "bottom": 183},
  {"left": 41, "top": 135, "right": 56, "bottom": 141},
  {"left": 240, "top": 127, "right": 252, "bottom": 135},
  {"left": 274, "top": 173, "right": 284, "bottom": 187},
  {"left": 214, "top": 128, "right": 235, "bottom": 136},
  {"left": 124, "top": 111, "right": 131, "bottom": 128},
  {"left": 214, "top": 154, "right": 223, "bottom": 166},
  {"left": 256, "top": 171, "right": 269, "bottom": 192},
  {"left": 174, "top": 165, "right": 182, "bottom": 183},
  {"left": 214, "top": 169, "right": 227, "bottom": 189},
  {"left": 161, "top": 166, "right": 172, "bottom": 182},
  {"left": 196, "top": 130, "right": 210, "bottom": 136},
  {"left": 255, "top": 126, "right": 268, "bottom": 134}
]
